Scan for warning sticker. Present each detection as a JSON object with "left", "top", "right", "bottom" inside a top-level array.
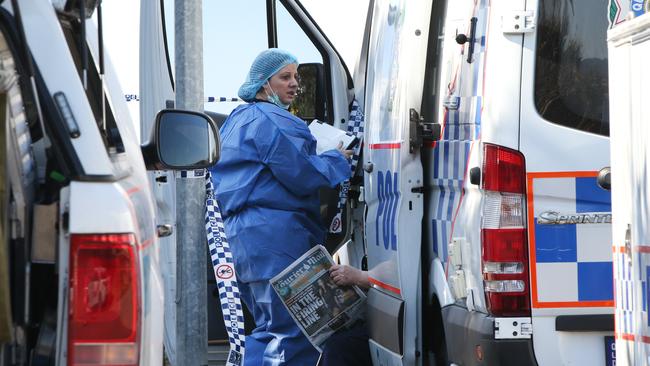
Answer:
[{"left": 216, "top": 264, "right": 234, "bottom": 280}]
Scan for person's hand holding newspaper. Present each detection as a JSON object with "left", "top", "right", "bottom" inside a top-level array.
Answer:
[{"left": 329, "top": 265, "right": 369, "bottom": 289}]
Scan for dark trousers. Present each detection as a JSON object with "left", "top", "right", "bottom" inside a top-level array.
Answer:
[
  {"left": 239, "top": 280, "right": 320, "bottom": 365},
  {"left": 319, "top": 321, "right": 372, "bottom": 366}
]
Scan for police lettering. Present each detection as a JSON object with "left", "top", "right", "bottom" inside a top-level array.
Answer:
[{"left": 375, "top": 170, "right": 399, "bottom": 251}]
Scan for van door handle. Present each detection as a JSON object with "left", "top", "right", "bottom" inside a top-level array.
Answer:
[
  {"left": 597, "top": 167, "right": 611, "bottom": 191},
  {"left": 363, "top": 162, "right": 374, "bottom": 173},
  {"left": 157, "top": 224, "right": 173, "bottom": 238},
  {"left": 455, "top": 17, "right": 478, "bottom": 63}
]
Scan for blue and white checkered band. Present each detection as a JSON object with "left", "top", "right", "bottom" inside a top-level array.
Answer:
[
  {"left": 329, "top": 99, "right": 365, "bottom": 233},
  {"left": 205, "top": 171, "right": 245, "bottom": 366}
]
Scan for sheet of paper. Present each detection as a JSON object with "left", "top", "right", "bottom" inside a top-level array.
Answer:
[{"left": 308, "top": 120, "right": 357, "bottom": 155}]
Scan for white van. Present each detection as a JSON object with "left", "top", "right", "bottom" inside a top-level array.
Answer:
[
  {"left": 0, "top": 1, "right": 218, "bottom": 365},
  {"left": 181, "top": 0, "right": 614, "bottom": 365},
  {"left": 418, "top": 1, "right": 613, "bottom": 365},
  {"left": 608, "top": 7, "right": 650, "bottom": 366}
]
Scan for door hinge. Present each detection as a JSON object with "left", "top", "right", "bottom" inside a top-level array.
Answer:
[
  {"left": 494, "top": 317, "right": 533, "bottom": 339},
  {"left": 409, "top": 108, "right": 441, "bottom": 153},
  {"left": 502, "top": 11, "right": 536, "bottom": 34}
]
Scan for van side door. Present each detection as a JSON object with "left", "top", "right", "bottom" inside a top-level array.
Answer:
[{"left": 361, "top": 0, "right": 431, "bottom": 364}]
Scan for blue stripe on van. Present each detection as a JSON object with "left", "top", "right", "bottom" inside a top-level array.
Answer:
[
  {"left": 436, "top": 185, "right": 446, "bottom": 220},
  {"left": 446, "top": 188, "right": 456, "bottom": 223},
  {"left": 433, "top": 142, "right": 440, "bottom": 178},
  {"left": 441, "top": 219, "right": 448, "bottom": 260},
  {"left": 452, "top": 143, "right": 460, "bottom": 186},
  {"left": 432, "top": 221, "right": 438, "bottom": 257},
  {"left": 441, "top": 140, "right": 449, "bottom": 178}
]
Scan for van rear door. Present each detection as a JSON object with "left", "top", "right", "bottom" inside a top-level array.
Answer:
[{"left": 519, "top": 1, "right": 613, "bottom": 365}]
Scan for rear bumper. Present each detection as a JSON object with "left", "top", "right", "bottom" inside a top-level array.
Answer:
[{"left": 442, "top": 304, "right": 538, "bottom": 366}]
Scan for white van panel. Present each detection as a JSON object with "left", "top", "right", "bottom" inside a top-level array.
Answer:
[
  {"left": 19, "top": 0, "right": 114, "bottom": 176},
  {"left": 534, "top": 317, "right": 611, "bottom": 366},
  {"left": 608, "top": 11, "right": 650, "bottom": 366},
  {"left": 68, "top": 181, "right": 137, "bottom": 234}
]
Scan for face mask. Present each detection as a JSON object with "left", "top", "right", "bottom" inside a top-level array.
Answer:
[{"left": 265, "top": 82, "right": 290, "bottom": 110}]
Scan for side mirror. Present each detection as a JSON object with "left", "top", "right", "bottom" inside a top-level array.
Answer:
[
  {"left": 142, "top": 109, "right": 220, "bottom": 170},
  {"left": 292, "top": 63, "right": 327, "bottom": 121}
]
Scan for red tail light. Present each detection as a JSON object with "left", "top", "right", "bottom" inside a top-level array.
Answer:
[
  {"left": 68, "top": 234, "right": 140, "bottom": 366},
  {"left": 480, "top": 144, "right": 530, "bottom": 317}
]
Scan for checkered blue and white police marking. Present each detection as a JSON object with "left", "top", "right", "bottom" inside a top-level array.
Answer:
[
  {"left": 205, "top": 171, "right": 245, "bottom": 366},
  {"left": 329, "top": 99, "right": 365, "bottom": 233},
  {"left": 430, "top": 2, "right": 488, "bottom": 261},
  {"left": 528, "top": 174, "right": 613, "bottom": 306},
  {"left": 614, "top": 242, "right": 650, "bottom": 340},
  {"left": 178, "top": 169, "right": 206, "bottom": 179}
]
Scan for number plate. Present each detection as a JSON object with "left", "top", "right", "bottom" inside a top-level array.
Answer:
[{"left": 604, "top": 336, "right": 616, "bottom": 366}]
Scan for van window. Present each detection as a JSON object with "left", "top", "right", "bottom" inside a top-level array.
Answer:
[{"left": 534, "top": 0, "right": 609, "bottom": 136}]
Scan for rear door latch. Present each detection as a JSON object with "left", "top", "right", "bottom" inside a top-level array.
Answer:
[{"left": 409, "top": 108, "right": 441, "bottom": 153}]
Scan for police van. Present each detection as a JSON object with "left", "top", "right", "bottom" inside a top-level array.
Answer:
[
  {"left": 0, "top": 1, "right": 218, "bottom": 365},
  {"left": 608, "top": 4, "right": 650, "bottom": 366},
  {"left": 349, "top": 1, "right": 611, "bottom": 364},
  {"left": 179, "top": 0, "right": 614, "bottom": 365}
]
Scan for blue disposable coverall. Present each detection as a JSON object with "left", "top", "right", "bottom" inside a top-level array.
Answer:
[{"left": 210, "top": 101, "right": 350, "bottom": 365}]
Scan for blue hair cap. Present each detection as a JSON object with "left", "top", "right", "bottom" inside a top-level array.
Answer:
[{"left": 238, "top": 48, "right": 299, "bottom": 102}]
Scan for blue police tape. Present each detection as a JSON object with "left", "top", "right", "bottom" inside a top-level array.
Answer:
[
  {"left": 206, "top": 97, "right": 241, "bottom": 102},
  {"left": 205, "top": 171, "right": 245, "bottom": 366},
  {"left": 329, "top": 99, "right": 365, "bottom": 233},
  {"left": 124, "top": 94, "right": 241, "bottom": 103}
]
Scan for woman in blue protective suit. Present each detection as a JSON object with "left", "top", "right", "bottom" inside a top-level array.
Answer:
[{"left": 210, "top": 48, "right": 352, "bottom": 365}]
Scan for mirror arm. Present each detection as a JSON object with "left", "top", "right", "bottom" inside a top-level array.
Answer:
[{"left": 141, "top": 141, "right": 163, "bottom": 170}]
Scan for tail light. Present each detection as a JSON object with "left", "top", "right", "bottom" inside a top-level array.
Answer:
[
  {"left": 68, "top": 234, "right": 140, "bottom": 366},
  {"left": 480, "top": 144, "right": 530, "bottom": 317}
]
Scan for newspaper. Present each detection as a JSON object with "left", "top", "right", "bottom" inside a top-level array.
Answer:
[{"left": 270, "top": 245, "right": 366, "bottom": 351}]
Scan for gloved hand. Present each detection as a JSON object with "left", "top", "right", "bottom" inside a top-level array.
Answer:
[{"left": 336, "top": 141, "right": 354, "bottom": 160}]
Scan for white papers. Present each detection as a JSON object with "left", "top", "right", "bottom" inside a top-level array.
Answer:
[{"left": 308, "top": 120, "right": 358, "bottom": 155}]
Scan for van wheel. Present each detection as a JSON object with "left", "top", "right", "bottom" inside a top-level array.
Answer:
[{"left": 425, "top": 296, "right": 449, "bottom": 366}]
